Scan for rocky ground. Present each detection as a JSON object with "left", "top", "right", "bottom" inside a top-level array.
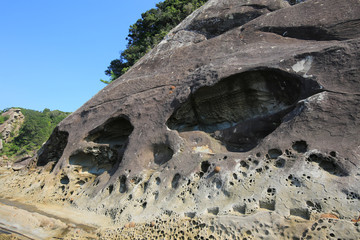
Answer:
[{"left": 0, "top": 0, "right": 360, "bottom": 239}]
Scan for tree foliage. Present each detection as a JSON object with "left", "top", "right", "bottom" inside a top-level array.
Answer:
[
  {"left": 103, "top": 0, "right": 208, "bottom": 83},
  {"left": 0, "top": 108, "right": 70, "bottom": 158},
  {"left": 103, "top": 0, "right": 306, "bottom": 83},
  {"left": 0, "top": 115, "right": 9, "bottom": 125}
]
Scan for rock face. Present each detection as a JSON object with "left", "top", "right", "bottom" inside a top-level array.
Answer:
[
  {"left": 0, "top": 109, "right": 24, "bottom": 151},
  {"left": 2, "top": 0, "right": 360, "bottom": 239}
]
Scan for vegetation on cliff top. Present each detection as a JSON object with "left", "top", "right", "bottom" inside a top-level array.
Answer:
[
  {"left": 0, "top": 115, "right": 9, "bottom": 125},
  {"left": 102, "top": 0, "right": 208, "bottom": 83},
  {"left": 102, "top": 0, "right": 305, "bottom": 83},
  {"left": 0, "top": 108, "right": 70, "bottom": 159}
]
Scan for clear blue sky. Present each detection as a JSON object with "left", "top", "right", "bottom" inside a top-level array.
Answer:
[{"left": 0, "top": 0, "right": 161, "bottom": 112}]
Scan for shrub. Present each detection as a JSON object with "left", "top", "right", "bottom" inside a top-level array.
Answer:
[{"left": 0, "top": 108, "right": 70, "bottom": 159}]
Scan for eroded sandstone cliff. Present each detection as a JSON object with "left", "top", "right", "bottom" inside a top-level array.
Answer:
[{"left": 1, "top": 0, "right": 360, "bottom": 239}]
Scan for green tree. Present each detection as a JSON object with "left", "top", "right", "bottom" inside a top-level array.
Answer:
[
  {"left": 0, "top": 115, "right": 9, "bottom": 125},
  {"left": 0, "top": 108, "right": 71, "bottom": 159},
  {"left": 103, "top": 0, "right": 208, "bottom": 83}
]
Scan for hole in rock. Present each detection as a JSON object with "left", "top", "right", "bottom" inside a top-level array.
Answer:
[
  {"left": 342, "top": 190, "right": 360, "bottom": 200},
  {"left": 60, "top": 175, "right": 70, "bottom": 185},
  {"left": 292, "top": 140, "right": 308, "bottom": 153},
  {"left": 81, "top": 116, "right": 133, "bottom": 175},
  {"left": 240, "top": 160, "right": 250, "bottom": 169},
  {"left": 306, "top": 201, "right": 322, "bottom": 211},
  {"left": 156, "top": 177, "right": 161, "bottom": 185},
  {"left": 268, "top": 149, "right": 282, "bottom": 159},
  {"left": 201, "top": 161, "right": 211, "bottom": 173},
  {"left": 108, "top": 184, "right": 114, "bottom": 194},
  {"left": 167, "top": 69, "right": 321, "bottom": 152},
  {"left": 259, "top": 200, "right": 275, "bottom": 211},
  {"left": 76, "top": 180, "right": 86, "bottom": 186},
  {"left": 207, "top": 207, "right": 219, "bottom": 215},
  {"left": 86, "top": 116, "right": 133, "bottom": 147},
  {"left": 37, "top": 127, "right": 69, "bottom": 166},
  {"left": 308, "top": 153, "right": 348, "bottom": 177},
  {"left": 267, "top": 188, "right": 276, "bottom": 196},
  {"left": 69, "top": 148, "right": 118, "bottom": 176},
  {"left": 153, "top": 144, "right": 173, "bottom": 165},
  {"left": 171, "top": 173, "right": 181, "bottom": 189},
  {"left": 287, "top": 174, "right": 302, "bottom": 187},
  {"left": 290, "top": 208, "right": 310, "bottom": 220},
  {"left": 275, "top": 158, "right": 286, "bottom": 168},
  {"left": 329, "top": 151, "right": 337, "bottom": 157},
  {"left": 185, "top": 212, "right": 196, "bottom": 218},
  {"left": 233, "top": 204, "right": 246, "bottom": 214},
  {"left": 119, "top": 175, "right": 127, "bottom": 193},
  {"left": 131, "top": 176, "right": 142, "bottom": 184}
]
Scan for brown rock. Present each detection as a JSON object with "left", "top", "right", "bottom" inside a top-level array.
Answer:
[
  {"left": 320, "top": 213, "right": 339, "bottom": 219},
  {"left": 4, "top": 1, "right": 360, "bottom": 239},
  {"left": 214, "top": 166, "right": 221, "bottom": 173}
]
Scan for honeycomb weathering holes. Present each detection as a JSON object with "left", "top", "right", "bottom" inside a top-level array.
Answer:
[{"left": 167, "top": 69, "right": 321, "bottom": 152}]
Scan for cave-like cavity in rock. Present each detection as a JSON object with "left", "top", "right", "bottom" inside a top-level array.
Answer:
[
  {"left": 167, "top": 69, "right": 320, "bottom": 152},
  {"left": 69, "top": 146, "right": 118, "bottom": 176},
  {"left": 86, "top": 116, "right": 134, "bottom": 148},
  {"left": 37, "top": 127, "right": 69, "bottom": 166},
  {"left": 69, "top": 116, "right": 135, "bottom": 175}
]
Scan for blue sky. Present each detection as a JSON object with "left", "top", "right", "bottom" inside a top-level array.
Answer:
[{"left": 0, "top": 0, "right": 161, "bottom": 112}]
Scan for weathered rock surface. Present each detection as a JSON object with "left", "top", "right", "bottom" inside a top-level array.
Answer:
[
  {"left": 0, "top": 109, "right": 24, "bottom": 150},
  {"left": 1, "top": 0, "right": 360, "bottom": 239}
]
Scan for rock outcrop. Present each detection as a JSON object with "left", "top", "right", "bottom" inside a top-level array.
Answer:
[
  {"left": 0, "top": 109, "right": 24, "bottom": 152},
  {"left": 1, "top": 0, "right": 360, "bottom": 239}
]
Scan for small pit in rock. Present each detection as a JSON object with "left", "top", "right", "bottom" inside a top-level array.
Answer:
[
  {"left": 171, "top": 173, "right": 181, "bottom": 189},
  {"left": 268, "top": 149, "right": 282, "bottom": 159},
  {"left": 292, "top": 140, "right": 308, "bottom": 153},
  {"left": 153, "top": 144, "right": 173, "bottom": 165},
  {"left": 119, "top": 175, "right": 127, "bottom": 193},
  {"left": 307, "top": 153, "right": 348, "bottom": 177},
  {"left": 200, "top": 161, "right": 211, "bottom": 175},
  {"left": 207, "top": 207, "right": 219, "bottom": 215},
  {"left": 60, "top": 175, "right": 70, "bottom": 185},
  {"left": 290, "top": 208, "right": 310, "bottom": 220}
]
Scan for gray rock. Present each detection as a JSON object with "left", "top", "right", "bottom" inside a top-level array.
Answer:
[
  {"left": 3, "top": 0, "right": 360, "bottom": 238},
  {"left": 0, "top": 108, "right": 24, "bottom": 143}
]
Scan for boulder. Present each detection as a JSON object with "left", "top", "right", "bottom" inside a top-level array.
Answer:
[{"left": 4, "top": 0, "right": 360, "bottom": 239}]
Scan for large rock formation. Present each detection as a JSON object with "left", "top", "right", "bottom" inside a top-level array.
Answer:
[
  {"left": 1, "top": 0, "right": 360, "bottom": 239},
  {"left": 0, "top": 109, "right": 24, "bottom": 154}
]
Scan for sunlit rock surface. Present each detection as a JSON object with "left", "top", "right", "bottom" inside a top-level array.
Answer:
[{"left": 1, "top": 0, "right": 360, "bottom": 239}]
